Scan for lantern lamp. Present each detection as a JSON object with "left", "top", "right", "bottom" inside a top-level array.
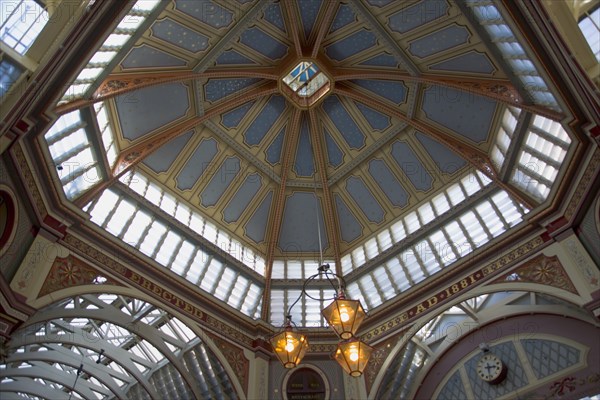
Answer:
[
  {"left": 321, "top": 293, "right": 366, "bottom": 340},
  {"left": 334, "top": 337, "right": 373, "bottom": 377}
]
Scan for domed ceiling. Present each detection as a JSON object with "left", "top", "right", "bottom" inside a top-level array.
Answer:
[{"left": 49, "top": 0, "right": 571, "bottom": 324}]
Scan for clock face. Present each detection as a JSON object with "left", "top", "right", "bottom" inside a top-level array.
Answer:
[{"left": 476, "top": 353, "right": 506, "bottom": 384}]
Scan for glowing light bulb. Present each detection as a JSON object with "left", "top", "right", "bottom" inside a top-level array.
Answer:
[
  {"left": 340, "top": 306, "right": 350, "bottom": 323},
  {"left": 349, "top": 346, "right": 359, "bottom": 362},
  {"left": 285, "top": 335, "right": 295, "bottom": 352}
]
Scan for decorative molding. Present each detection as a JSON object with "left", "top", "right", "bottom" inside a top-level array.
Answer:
[
  {"left": 563, "top": 235, "right": 600, "bottom": 290},
  {"left": 364, "top": 336, "right": 400, "bottom": 394},
  {"left": 547, "top": 372, "right": 600, "bottom": 399},
  {"left": 492, "top": 254, "right": 578, "bottom": 294},
  {"left": 206, "top": 332, "right": 250, "bottom": 396},
  {"left": 363, "top": 236, "right": 545, "bottom": 342},
  {"left": 564, "top": 148, "right": 600, "bottom": 221},
  {"left": 11, "top": 143, "right": 47, "bottom": 217},
  {"left": 38, "top": 255, "right": 122, "bottom": 298}
]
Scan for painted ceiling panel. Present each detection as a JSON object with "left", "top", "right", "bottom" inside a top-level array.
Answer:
[
  {"left": 174, "top": 0, "right": 234, "bottom": 29},
  {"left": 324, "top": 130, "right": 344, "bottom": 169},
  {"left": 278, "top": 192, "right": 328, "bottom": 252},
  {"left": 325, "top": 29, "right": 378, "bottom": 62},
  {"left": 345, "top": 176, "right": 385, "bottom": 224},
  {"left": 334, "top": 194, "right": 363, "bottom": 243},
  {"left": 415, "top": 132, "right": 467, "bottom": 175},
  {"left": 115, "top": 83, "right": 189, "bottom": 141},
  {"left": 263, "top": 3, "right": 285, "bottom": 33},
  {"left": 321, "top": 96, "right": 366, "bottom": 150},
  {"left": 298, "top": 0, "right": 323, "bottom": 39},
  {"left": 215, "top": 49, "right": 257, "bottom": 65},
  {"left": 355, "top": 102, "right": 392, "bottom": 131},
  {"left": 221, "top": 101, "right": 255, "bottom": 129},
  {"left": 240, "top": 27, "right": 289, "bottom": 60},
  {"left": 244, "top": 191, "right": 273, "bottom": 243},
  {"left": 391, "top": 141, "right": 433, "bottom": 192},
  {"left": 176, "top": 138, "right": 219, "bottom": 191},
  {"left": 330, "top": 4, "right": 356, "bottom": 32},
  {"left": 151, "top": 18, "right": 209, "bottom": 54},
  {"left": 143, "top": 130, "right": 194, "bottom": 174},
  {"left": 408, "top": 25, "right": 471, "bottom": 58},
  {"left": 429, "top": 51, "right": 496, "bottom": 75},
  {"left": 293, "top": 118, "right": 315, "bottom": 177},
  {"left": 223, "top": 173, "right": 263, "bottom": 223},
  {"left": 351, "top": 79, "right": 407, "bottom": 104},
  {"left": 243, "top": 95, "right": 286, "bottom": 146},
  {"left": 121, "top": 45, "right": 187, "bottom": 69},
  {"left": 204, "top": 78, "right": 261, "bottom": 103},
  {"left": 422, "top": 85, "right": 497, "bottom": 144},
  {"left": 200, "top": 156, "right": 241, "bottom": 207},
  {"left": 358, "top": 52, "right": 399, "bottom": 68},
  {"left": 368, "top": 159, "right": 410, "bottom": 208},
  {"left": 388, "top": 0, "right": 449, "bottom": 34},
  {"left": 265, "top": 127, "right": 285, "bottom": 165}
]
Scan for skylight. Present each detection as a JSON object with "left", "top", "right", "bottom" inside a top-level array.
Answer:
[{"left": 0, "top": 0, "right": 48, "bottom": 55}]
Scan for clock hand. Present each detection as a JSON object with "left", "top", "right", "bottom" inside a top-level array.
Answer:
[{"left": 485, "top": 363, "right": 494, "bottom": 373}]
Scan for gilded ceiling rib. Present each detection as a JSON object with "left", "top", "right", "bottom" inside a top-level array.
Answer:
[
  {"left": 333, "top": 69, "right": 564, "bottom": 122},
  {"left": 308, "top": 109, "right": 342, "bottom": 274},
  {"left": 74, "top": 83, "right": 278, "bottom": 208},
  {"left": 261, "top": 107, "right": 302, "bottom": 321},
  {"left": 281, "top": 0, "right": 303, "bottom": 58},
  {"left": 54, "top": 69, "right": 279, "bottom": 115},
  {"left": 310, "top": 0, "right": 339, "bottom": 59},
  {"left": 334, "top": 84, "right": 537, "bottom": 210}
]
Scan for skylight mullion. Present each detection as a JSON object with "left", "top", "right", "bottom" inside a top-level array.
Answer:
[
  {"left": 425, "top": 238, "right": 445, "bottom": 269},
  {"left": 487, "top": 196, "right": 511, "bottom": 229},
  {"left": 528, "top": 126, "right": 571, "bottom": 148},
  {"left": 514, "top": 165, "right": 553, "bottom": 186},
  {"left": 100, "top": 197, "right": 123, "bottom": 229},
  {"left": 520, "top": 145, "right": 562, "bottom": 168},
  {"left": 45, "top": 122, "right": 86, "bottom": 146},
  {"left": 455, "top": 219, "right": 476, "bottom": 249},
  {"left": 149, "top": 229, "right": 170, "bottom": 259}
]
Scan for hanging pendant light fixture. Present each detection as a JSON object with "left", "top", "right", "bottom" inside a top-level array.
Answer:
[
  {"left": 334, "top": 337, "right": 374, "bottom": 377},
  {"left": 321, "top": 291, "right": 366, "bottom": 340},
  {"left": 269, "top": 316, "right": 309, "bottom": 369}
]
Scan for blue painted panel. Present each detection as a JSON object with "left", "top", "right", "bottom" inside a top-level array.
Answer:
[
  {"left": 144, "top": 131, "right": 194, "bottom": 173},
  {"left": 355, "top": 102, "right": 391, "bottom": 131},
  {"left": 200, "top": 156, "right": 241, "bottom": 206},
  {"left": 366, "top": 0, "right": 394, "bottom": 6},
  {"left": 346, "top": 176, "right": 385, "bottom": 223},
  {"left": 240, "top": 27, "right": 288, "bottom": 60},
  {"left": 422, "top": 85, "right": 496, "bottom": 143},
  {"left": 222, "top": 101, "right": 255, "bottom": 129},
  {"left": 204, "top": 78, "right": 260, "bottom": 102},
  {"left": 352, "top": 79, "right": 407, "bottom": 104},
  {"left": 389, "top": 0, "right": 449, "bottom": 33},
  {"left": 244, "top": 96, "right": 286, "bottom": 146},
  {"left": 415, "top": 132, "right": 467, "bottom": 174},
  {"left": 121, "top": 45, "right": 186, "bottom": 69},
  {"left": 330, "top": 4, "right": 355, "bottom": 32},
  {"left": 215, "top": 50, "right": 256, "bottom": 65},
  {"left": 390, "top": 141, "right": 433, "bottom": 191},
  {"left": 278, "top": 192, "right": 328, "bottom": 252},
  {"left": 299, "top": 0, "right": 322, "bottom": 39},
  {"left": 430, "top": 51, "right": 495, "bottom": 74},
  {"left": 266, "top": 127, "right": 285, "bottom": 165},
  {"left": 325, "top": 29, "right": 377, "bottom": 61},
  {"left": 324, "top": 130, "right": 344, "bottom": 168},
  {"left": 409, "top": 25, "right": 470, "bottom": 58},
  {"left": 322, "top": 96, "right": 365, "bottom": 149},
  {"left": 293, "top": 118, "right": 315, "bottom": 177},
  {"left": 334, "top": 194, "right": 363, "bottom": 243},
  {"left": 174, "top": 0, "right": 233, "bottom": 29},
  {"left": 151, "top": 18, "right": 209, "bottom": 53},
  {"left": 176, "top": 138, "right": 218, "bottom": 190},
  {"left": 369, "top": 160, "right": 409, "bottom": 207},
  {"left": 223, "top": 173, "right": 262, "bottom": 223},
  {"left": 264, "top": 3, "right": 285, "bottom": 32},
  {"left": 359, "top": 53, "right": 398, "bottom": 68},
  {"left": 116, "top": 83, "right": 189, "bottom": 141},
  {"left": 245, "top": 191, "right": 273, "bottom": 243}
]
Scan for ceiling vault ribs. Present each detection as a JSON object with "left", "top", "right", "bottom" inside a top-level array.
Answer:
[
  {"left": 261, "top": 108, "right": 302, "bottom": 321},
  {"left": 74, "top": 83, "right": 279, "bottom": 208},
  {"left": 308, "top": 109, "right": 342, "bottom": 273},
  {"left": 333, "top": 69, "right": 564, "bottom": 121},
  {"left": 282, "top": 0, "right": 303, "bottom": 58},
  {"left": 348, "top": 0, "right": 419, "bottom": 76},
  {"left": 54, "top": 69, "right": 280, "bottom": 115},
  {"left": 310, "top": 0, "right": 339, "bottom": 59},
  {"left": 193, "top": 0, "right": 271, "bottom": 73},
  {"left": 334, "top": 83, "right": 537, "bottom": 210}
]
